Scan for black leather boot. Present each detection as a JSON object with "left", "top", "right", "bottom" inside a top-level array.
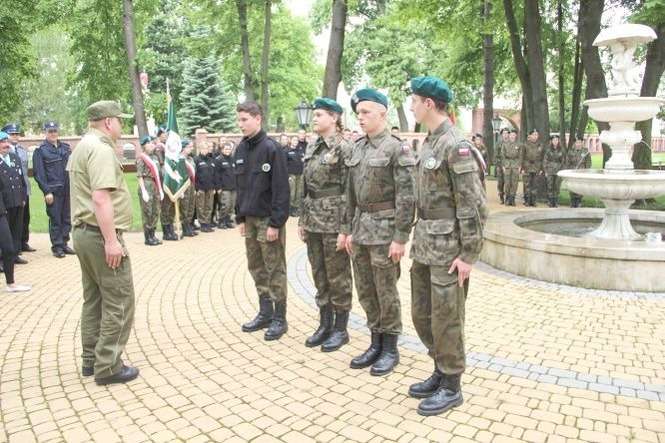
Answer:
[
  {"left": 225, "top": 216, "right": 235, "bottom": 229},
  {"left": 499, "top": 193, "right": 504, "bottom": 204},
  {"left": 417, "top": 373, "right": 463, "bottom": 416},
  {"left": 144, "top": 228, "right": 153, "bottom": 245},
  {"left": 181, "top": 223, "right": 194, "bottom": 237},
  {"left": 242, "top": 295, "right": 273, "bottom": 332},
  {"left": 409, "top": 366, "right": 443, "bottom": 398},
  {"left": 370, "top": 333, "right": 400, "bottom": 376},
  {"left": 350, "top": 331, "right": 382, "bottom": 369},
  {"left": 164, "top": 224, "right": 178, "bottom": 241},
  {"left": 264, "top": 302, "right": 288, "bottom": 341},
  {"left": 321, "top": 310, "right": 350, "bottom": 352},
  {"left": 305, "top": 305, "right": 333, "bottom": 347},
  {"left": 150, "top": 228, "right": 162, "bottom": 245}
]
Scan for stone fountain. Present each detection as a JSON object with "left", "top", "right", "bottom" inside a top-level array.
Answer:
[{"left": 481, "top": 23, "right": 665, "bottom": 292}]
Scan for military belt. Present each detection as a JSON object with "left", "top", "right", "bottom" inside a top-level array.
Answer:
[
  {"left": 75, "top": 222, "right": 125, "bottom": 234},
  {"left": 308, "top": 188, "right": 342, "bottom": 199},
  {"left": 418, "top": 207, "right": 456, "bottom": 220},
  {"left": 358, "top": 201, "right": 395, "bottom": 213}
]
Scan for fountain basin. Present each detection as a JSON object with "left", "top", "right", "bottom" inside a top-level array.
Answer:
[
  {"left": 559, "top": 169, "right": 665, "bottom": 200},
  {"left": 481, "top": 209, "right": 665, "bottom": 292},
  {"left": 584, "top": 97, "right": 664, "bottom": 123}
]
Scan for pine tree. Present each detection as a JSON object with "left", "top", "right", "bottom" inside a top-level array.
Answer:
[{"left": 179, "top": 56, "right": 236, "bottom": 135}]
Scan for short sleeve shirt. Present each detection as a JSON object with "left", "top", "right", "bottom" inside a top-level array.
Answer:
[{"left": 66, "top": 128, "right": 133, "bottom": 230}]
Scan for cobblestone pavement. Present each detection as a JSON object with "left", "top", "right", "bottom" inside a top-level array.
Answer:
[{"left": 2, "top": 189, "right": 664, "bottom": 442}]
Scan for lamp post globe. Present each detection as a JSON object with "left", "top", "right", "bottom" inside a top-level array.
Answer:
[{"left": 294, "top": 100, "right": 313, "bottom": 129}]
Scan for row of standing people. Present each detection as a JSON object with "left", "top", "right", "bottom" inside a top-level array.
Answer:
[
  {"left": 494, "top": 128, "right": 591, "bottom": 207},
  {"left": 235, "top": 75, "right": 488, "bottom": 417}
]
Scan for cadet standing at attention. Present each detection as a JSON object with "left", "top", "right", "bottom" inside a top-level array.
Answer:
[
  {"left": 495, "top": 128, "right": 509, "bottom": 204},
  {"left": 408, "top": 76, "right": 488, "bottom": 416},
  {"left": 342, "top": 88, "right": 416, "bottom": 376},
  {"left": 286, "top": 134, "right": 305, "bottom": 217},
  {"left": 543, "top": 135, "right": 564, "bottom": 207},
  {"left": 214, "top": 142, "right": 237, "bottom": 229},
  {"left": 180, "top": 140, "right": 197, "bottom": 237},
  {"left": 235, "top": 101, "right": 290, "bottom": 341},
  {"left": 502, "top": 129, "right": 522, "bottom": 206},
  {"left": 194, "top": 142, "right": 217, "bottom": 232},
  {"left": 521, "top": 129, "right": 544, "bottom": 207},
  {"left": 3, "top": 123, "right": 34, "bottom": 252},
  {"left": 566, "top": 136, "right": 591, "bottom": 208},
  {"left": 136, "top": 136, "right": 163, "bottom": 246},
  {"left": 68, "top": 101, "right": 138, "bottom": 385},
  {"left": 299, "top": 98, "right": 354, "bottom": 352}
]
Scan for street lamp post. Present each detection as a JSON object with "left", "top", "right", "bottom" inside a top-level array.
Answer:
[{"left": 294, "top": 100, "right": 313, "bottom": 130}]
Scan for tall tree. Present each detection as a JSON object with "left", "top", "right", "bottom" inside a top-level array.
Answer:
[
  {"left": 482, "top": 0, "right": 496, "bottom": 164},
  {"left": 122, "top": 0, "right": 149, "bottom": 138},
  {"left": 236, "top": 0, "right": 257, "bottom": 101},
  {"left": 322, "top": 0, "right": 347, "bottom": 98},
  {"left": 556, "top": 0, "right": 566, "bottom": 143},
  {"left": 523, "top": 0, "right": 550, "bottom": 138},
  {"left": 260, "top": 0, "right": 272, "bottom": 128}
]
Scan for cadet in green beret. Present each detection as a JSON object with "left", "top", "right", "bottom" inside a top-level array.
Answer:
[
  {"left": 299, "top": 98, "right": 354, "bottom": 352},
  {"left": 136, "top": 136, "right": 163, "bottom": 245},
  {"left": 342, "top": 88, "right": 416, "bottom": 376},
  {"left": 408, "top": 76, "right": 488, "bottom": 415},
  {"left": 521, "top": 129, "right": 544, "bottom": 206},
  {"left": 67, "top": 100, "right": 139, "bottom": 385}
]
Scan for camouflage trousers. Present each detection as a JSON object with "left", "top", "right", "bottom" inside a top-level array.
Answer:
[
  {"left": 138, "top": 180, "right": 160, "bottom": 230},
  {"left": 496, "top": 167, "right": 505, "bottom": 196},
  {"left": 245, "top": 216, "right": 287, "bottom": 303},
  {"left": 289, "top": 174, "right": 303, "bottom": 210},
  {"left": 218, "top": 190, "right": 236, "bottom": 219},
  {"left": 504, "top": 165, "right": 520, "bottom": 196},
  {"left": 196, "top": 190, "right": 215, "bottom": 224},
  {"left": 411, "top": 260, "right": 468, "bottom": 375},
  {"left": 522, "top": 172, "right": 538, "bottom": 201},
  {"left": 351, "top": 243, "right": 402, "bottom": 334},
  {"left": 546, "top": 175, "right": 561, "bottom": 200},
  {"left": 161, "top": 196, "right": 175, "bottom": 225},
  {"left": 180, "top": 185, "right": 196, "bottom": 224},
  {"left": 306, "top": 232, "right": 352, "bottom": 311}
]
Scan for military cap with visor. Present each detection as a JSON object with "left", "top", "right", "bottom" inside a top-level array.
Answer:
[
  {"left": 2, "top": 123, "right": 20, "bottom": 134},
  {"left": 86, "top": 100, "right": 133, "bottom": 121}
]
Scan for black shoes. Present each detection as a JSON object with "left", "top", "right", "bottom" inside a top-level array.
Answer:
[
  {"left": 417, "top": 373, "right": 463, "bottom": 416},
  {"left": 242, "top": 295, "right": 274, "bottom": 332},
  {"left": 163, "top": 224, "right": 179, "bottom": 241},
  {"left": 321, "top": 310, "right": 350, "bottom": 352},
  {"left": 82, "top": 366, "right": 94, "bottom": 377},
  {"left": 53, "top": 248, "right": 66, "bottom": 258},
  {"left": 144, "top": 229, "right": 160, "bottom": 246},
  {"left": 350, "top": 331, "right": 382, "bottom": 369},
  {"left": 14, "top": 256, "right": 28, "bottom": 265},
  {"left": 21, "top": 243, "right": 36, "bottom": 252},
  {"left": 181, "top": 223, "right": 195, "bottom": 237},
  {"left": 305, "top": 305, "right": 333, "bottom": 347},
  {"left": 201, "top": 224, "right": 214, "bottom": 233},
  {"left": 62, "top": 245, "right": 76, "bottom": 255},
  {"left": 409, "top": 367, "right": 443, "bottom": 398},
  {"left": 95, "top": 365, "right": 140, "bottom": 386},
  {"left": 370, "top": 333, "right": 399, "bottom": 376},
  {"left": 264, "top": 302, "right": 288, "bottom": 341}
]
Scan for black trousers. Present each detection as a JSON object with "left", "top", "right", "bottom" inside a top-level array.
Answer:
[
  {"left": 21, "top": 196, "right": 30, "bottom": 246},
  {"left": 6, "top": 206, "right": 24, "bottom": 257},
  {"left": 0, "top": 213, "right": 17, "bottom": 284},
  {"left": 47, "top": 188, "right": 71, "bottom": 250}
]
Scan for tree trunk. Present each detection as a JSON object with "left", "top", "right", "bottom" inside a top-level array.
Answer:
[
  {"left": 396, "top": 103, "right": 408, "bottom": 132},
  {"left": 322, "top": 0, "right": 347, "bottom": 98},
  {"left": 557, "top": 0, "right": 565, "bottom": 142},
  {"left": 567, "top": 34, "right": 584, "bottom": 150},
  {"left": 524, "top": 0, "right": 549, "bottom": 139},
  {"left": 122, "top": 0, "right": 148, "bottom": 139},
  {"left": 260, "top": 0, "right": 272, "bottom": 128},
  {"left": 636, "top": 23, "right": 665, "bottom": 147},
  {"left": 503, "top": 0, "right": 533, "bottom": 135},
  {"left": 482, "top": 0, "right": 495, "bottom": 165},
  {"left": 236, "top": 0, "right": 256, "bottom": 101}
]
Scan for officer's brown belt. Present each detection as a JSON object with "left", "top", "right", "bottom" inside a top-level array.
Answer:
[
  {"left": 75, "top": 223, "right": 125, "bottom": 234},
  {"left": 418, "top": 207, "right": 456, "bottom": 220},
  {"left": 358, "top": 201, "right": 395, "bottom": 213}
]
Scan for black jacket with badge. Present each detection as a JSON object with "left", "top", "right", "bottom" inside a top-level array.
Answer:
[
  {"left": 286, "top": 146, "right": 305, "bottom": 175},
  {"left": 214, "top": 153, "right": 236, "bottom": 190},
  {"left": 234, "top": 130, "right": 290, "bottom": 228},
  {"left": 0, "top": 151, "right": 27, "bottom": 209},
  {"left": 194, "top": 153, "right": 217, "bottom": 191},
  {"left": 32, "top": 140, "right": 71, "bottom": 195}
]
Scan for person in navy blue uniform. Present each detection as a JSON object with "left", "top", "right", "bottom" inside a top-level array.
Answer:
[
  {"left": 2, "top": 123, "right": 34, "bottom": 253},
  {"left": 0, "top": 131, "right": 29, "bottom": 265},
  {"left": 32, "top": 121, "right": 74, "bottom": 258},
  {"left": 285, "top": 134, "right": 305, "bottom": 217}
]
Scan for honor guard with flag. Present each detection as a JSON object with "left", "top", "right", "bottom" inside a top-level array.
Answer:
[
  {"left": 136, "top": 136, "right": 163, "bottom": 246},
  {"left": 160, "top": 92, "right": 186, "bottom": 241}
]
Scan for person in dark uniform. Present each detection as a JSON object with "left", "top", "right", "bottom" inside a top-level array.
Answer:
[
  {"left": 194, "top": 142, "right": 217, "bottom": 232},
  {"left": 214, "top": 142, "right": 236, "bottom": 229},
  {"left": 286, "top": 134, "right": 305, "bottom": 217},
  {"left": 3, "top": 123, "right": 34, "bottom": 253},
  {"left": 32, "top": 121, "right": 74, "bottom": 258},
  {"left": 0, "top": 132, "right": 31, "bottom": 292},
  {"left": 0, "top": 131, "right": 29, "bottom": 265},
  {"left": 235, "top": 101, "right": 290, "bottom": 341}
]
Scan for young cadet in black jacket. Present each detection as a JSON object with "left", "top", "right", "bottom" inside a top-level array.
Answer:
[
  {"left": 194, "top": 143, "right": 217, "bottom": 232},
  {"left": 0, "top": 132, "right": 28, "bottom": 265},
  {"left": 235, "top": 101, "right": 290, "bottom": 341},
  {"left": 214, "top": 142, "right": 237, "bottom": 229}
]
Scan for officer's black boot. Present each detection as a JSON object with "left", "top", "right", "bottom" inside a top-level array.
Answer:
[
  {"left": 225, "top": 216, "right": 235, "bottom": 229},
  {"left": 164, "top": 224, "right": 178, "bottom": 241},
  {"left": 264, "top": 302, "right": 288, "bottom": 341},
  {"left": 499, "top": 193, "right": 504, "bottom": 205},
  {"left": 305, "top": 305, "right": 333, "bottom": 347},
  {"left": 146, "top": 229, "right": 160, "bottom": 246},
  {"left": 144, "top": 228, "right": 152, "bottom": 245},
  {"left": 409, "top": 365, "right": 443, "bottom": 398},
  {"left": 417, "top": 373, "right": 463, "bottom": 416},
  {"left": 242, "top": 294, "right": 273, "bottom": 332},
  {"left": 321, "top": 310, "right": 350, "bottom": 352},
  {"left": 350, "top": 331, "right": 382, "bottom": 369},
  {"left": 181, "top": 223, "right": 192, "bottom": 237},
  {"left": 150, "top": 228, "right": 162, "bottom": 245},
  {"left": 370, "top": 333, "right": 400, "bottom": 376},
  {"left": 218, "top": 214, "right": 228, "bottom": 229}
]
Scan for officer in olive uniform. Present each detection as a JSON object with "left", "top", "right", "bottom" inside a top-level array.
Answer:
[
  {"left": 235, "top": 101, "right": 290, "bottom": 341},
  {"left": 521, "top": 129, "right": 544, "bottom": 207},
  {"left": 136, "top": 136, "right": 162, "bottom": 245},
  {"left": 68, "top": 101, "right": 138, "bottom": 385},
  {"left": 3, "top": 124, "right": 34, "bottom": 252},
  {"left": 407, "top": 76, "right": 488, "bottom": 416},
  {"left": 495, "top": 128, "right": 509, "bottom": 204},
  {"left": 33, "top": 121, "right": 74, "bottom": 257},
  {"left": 214, "top": 143, "right": 236, "bottom": 229},
  {"left": 299, "top": 98, "right": 354, "bottom": 352},
  {"left": 543, "top": 135, "right": 564, "bottom": 207},
  {"left": 502, "top": 130, "right": 522, "bottom": 206},
  {"left": 565, "top": 136, "right": 591, "bottom": 207},
  {"left": 342, "top": 89, "right": 416, "bottom": 376},
  {"left": 286, "top": 138, "right": 305, "bottom": 217}
]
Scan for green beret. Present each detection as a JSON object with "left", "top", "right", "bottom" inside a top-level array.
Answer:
[
  {"left": 410, "top": 76, "right": 454, "bottom": 103},
  {"left": 313, "top": 97, "right": 343, "bottom": 114},
  {"left": 86, "top": 100, "right": 133, "bottom": 121},
  {"left": 140, "top": 135, "right": 153, "bottom": 146},
  {"left": 350, "top": 88, "right": 388, "bottom": 113}
]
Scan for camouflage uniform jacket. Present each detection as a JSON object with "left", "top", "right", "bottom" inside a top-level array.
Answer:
[
  {"left": 543, "top": 145, "right": 564, "bottom": 175},
  {"left": 299, "top": 133, "right": 353, "bottom": 234},
  {"left": 342, "top": 128, "right": 416, "bottom": 245},
  {"left": 494, "top": 140, "right": 504, "bottom": 167},
  {"left": 502, "top": 141, "right": 522, "bottom": 168},
  {"left": 411, "top": 119, "right": 488, "bottom": 266},
  {"left": 566, "top": 147, "right": 591, "bottom": 170},
  {"left": 522, "top": 140, "right": 544, "bottom": 173}
]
